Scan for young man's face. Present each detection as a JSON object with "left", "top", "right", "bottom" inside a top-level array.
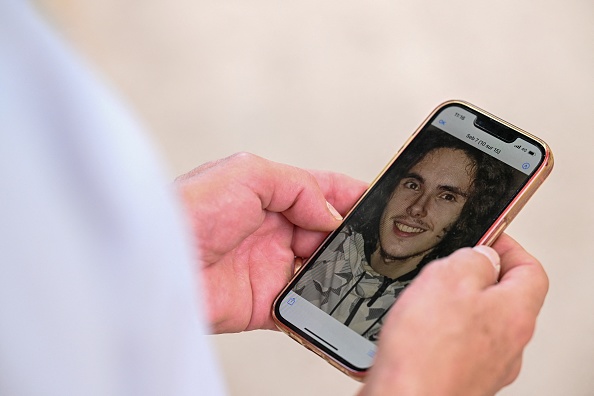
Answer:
[{"left": 377, "top": 147, "right": 476, "bottom": 262}]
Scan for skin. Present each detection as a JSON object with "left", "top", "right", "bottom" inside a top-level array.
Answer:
[
  {"left": 360, "top": 236, "right": 548, "bottom": 396},
  {"left": 176, "top": 152, "right": 548, "bottom": 395},
  {"left": 371, "top": 148, "right": 475, "bottom": 279},
  {"left": 176, "top": 152, "right": 368, "bottom": 333}
]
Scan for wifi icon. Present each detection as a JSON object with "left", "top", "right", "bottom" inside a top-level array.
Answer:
[{"left": 514, "top": 144, "right": 522, "bottom": 149}]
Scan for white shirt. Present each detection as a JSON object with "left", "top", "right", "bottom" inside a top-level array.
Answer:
[{"left": 0, "top": 2, "right": 224, "bottom": 395}]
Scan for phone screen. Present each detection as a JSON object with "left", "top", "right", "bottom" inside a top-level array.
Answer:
[{"left": 274, "top": 103, "right": 548, "bottom": 373}]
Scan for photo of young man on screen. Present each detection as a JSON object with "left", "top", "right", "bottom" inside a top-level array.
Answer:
[{"left": 294, "top": 127, "right": 524, "bottom": 341}]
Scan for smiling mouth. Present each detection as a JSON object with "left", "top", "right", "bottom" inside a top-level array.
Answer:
[{"left": 394, "top": 222, "right": 425, "bottom": 234}]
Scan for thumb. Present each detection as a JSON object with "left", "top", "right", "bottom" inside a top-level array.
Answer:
[
  {"left": 248, "top": 160, "right": 345, "bottom": 231},
  {"left": 473, "top": 245, "right": 501, "bottom": 280},
  {"left": 424, "top": 246, "right": 501, "bottom": 290}
]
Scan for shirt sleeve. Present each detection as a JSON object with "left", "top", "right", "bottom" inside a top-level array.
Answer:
[{"left": 0, "top": 2, "right": 225, "bottom": 395}]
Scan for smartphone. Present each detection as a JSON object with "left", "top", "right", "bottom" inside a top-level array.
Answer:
[{"left": 272, "top": 100, "right": 554, "bottom": 379}]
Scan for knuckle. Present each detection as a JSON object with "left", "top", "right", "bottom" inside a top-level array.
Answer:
[
  {"left": 228, "top": 151, "right": 261, "bottom": 165},
  {"left": 226, "top": 152, "right": 269, "bottom": 178},
  {"left": 506, "top": 310, "right": 536, "bottom": 345},
  {"left": 516, "top": 317, "right": 536, "bottom": 344},
  {"left": 299, "top": 169, "right": 319, "bottom": 186}
]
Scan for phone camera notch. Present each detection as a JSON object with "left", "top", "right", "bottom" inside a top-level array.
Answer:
[{"left": 474, "top": 116, "right": 516, "bottom": 143}]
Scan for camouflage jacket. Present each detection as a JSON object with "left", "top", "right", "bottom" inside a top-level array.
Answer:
[{"left": 294, "top": 227, "right": 413, "bottom": 342}]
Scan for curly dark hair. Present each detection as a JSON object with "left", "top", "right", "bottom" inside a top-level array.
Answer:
[{"left": 349, "top": 126, "right": 521, "bottom": 270}]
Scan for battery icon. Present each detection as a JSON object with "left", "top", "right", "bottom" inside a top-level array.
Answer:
[{"left": 528, "top": 151, "right": 535, "bottom": 156}]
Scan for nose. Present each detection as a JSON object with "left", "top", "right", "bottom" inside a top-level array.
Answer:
[{"left": 406, "top": 193, "right": 429, "bottom": 218}]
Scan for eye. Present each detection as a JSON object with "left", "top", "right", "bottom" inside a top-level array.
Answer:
[
  {"left": 439, "top": 192, "right": 457, "bottom": 202},
  {"left": 403, "top": 180, "right": 420, "bottom": 191}
]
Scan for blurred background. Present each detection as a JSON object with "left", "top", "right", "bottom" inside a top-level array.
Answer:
[{"left": 37, "top": 0, "right": 593, "bottom": 394}]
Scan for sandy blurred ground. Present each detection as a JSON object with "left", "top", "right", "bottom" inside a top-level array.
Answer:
[{"left": 37, "top": 0, "right": 594, "bottom": 394}]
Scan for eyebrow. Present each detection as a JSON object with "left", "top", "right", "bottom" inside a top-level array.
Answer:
[{"left": 404, "top": 172, "right": 470, "bottom": 198}]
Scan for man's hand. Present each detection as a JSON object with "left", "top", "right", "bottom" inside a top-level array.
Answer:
[
  {"left": 175, "top": 152, "right": 368, "bottom": 334},
  {"left": 360, "top": 234, "right": 548, "bottom": 396}
]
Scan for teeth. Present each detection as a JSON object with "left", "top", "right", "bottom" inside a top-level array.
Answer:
[{"left": 395, "top": 222, "right": 424, "bottom": 233}]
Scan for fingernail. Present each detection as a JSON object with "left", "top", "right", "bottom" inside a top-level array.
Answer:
[
  {"left": 473, "top": 245, "right": 501, "bottom": 277},
  {"left": 326, "top": 201, "right": 343, "bottom": 221}
]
